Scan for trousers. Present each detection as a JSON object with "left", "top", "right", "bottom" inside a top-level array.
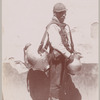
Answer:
[{"left": 49, "top": 58, "right": 81, "bottom": 100}]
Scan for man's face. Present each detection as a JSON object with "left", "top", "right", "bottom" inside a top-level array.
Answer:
[{"left": 55, "top": 11, "right": 66, "bottom": 23}]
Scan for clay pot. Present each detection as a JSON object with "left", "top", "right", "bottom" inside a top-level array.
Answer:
[
  {"left": 24, "top": 44, "right": 49, "bottom": 71},
  {"left": 67, "top": 53, "right": 82, "bottom": 75}
]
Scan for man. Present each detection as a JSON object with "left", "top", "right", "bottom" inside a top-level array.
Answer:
[{"left": 38, "top": 3, "right": 82, "bottom": 100}]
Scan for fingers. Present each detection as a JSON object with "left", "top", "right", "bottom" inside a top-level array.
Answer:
[
  {"left": 74, "top": 51, "right": 81, "bottom": 55},
  {"left": 76, "top": 54, "right": 83, "bottom": 59},
  {"left": 74, "top": 51, "right": 83, "bottom": 59}
]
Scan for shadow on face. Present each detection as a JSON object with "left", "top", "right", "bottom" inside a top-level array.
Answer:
[{"left": 55, "top": 11, "right": 66, "bottom": 23}]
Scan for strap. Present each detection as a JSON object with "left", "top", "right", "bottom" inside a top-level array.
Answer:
[
  {"left": 40, "top": 19, "right": 66, "bottom": 45},
  {"left": 40, "top": 29, "right": 48, "bottom": 45},
  {"left": 38, "top": 21, "right": 74, "bottom": 53},
  {"left": 39, "top": 22, "right": 53, "bottom": 46},
  {"left": 66, "top": 24, "right": 74, "bottom": 53},
  {"left": 38, "top": 22, "right": 58, "bottom": 51}
]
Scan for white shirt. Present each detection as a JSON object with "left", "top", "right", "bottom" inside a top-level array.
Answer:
[{"left": 47, "top": 17, "right": 71, "bottom": 58}]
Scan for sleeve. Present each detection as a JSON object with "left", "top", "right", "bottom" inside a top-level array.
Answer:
[{"left": 47, "top": 24, "right": 71, "bottom": 58}]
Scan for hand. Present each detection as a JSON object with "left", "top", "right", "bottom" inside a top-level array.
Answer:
[
  {"left": 74, "top": 52, "right": 83, "bottom": 59},
  {"left": 68, "top": 54, "right": 74, "bottom": 63}
]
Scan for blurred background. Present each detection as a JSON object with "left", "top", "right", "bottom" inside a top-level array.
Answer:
[{"left": 2, "top": 0, "right": 99, "bottom": 100}]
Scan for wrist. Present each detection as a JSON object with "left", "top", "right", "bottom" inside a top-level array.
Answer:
[{"left": 65, "top": 52, "right": 71, "bottom": 58}]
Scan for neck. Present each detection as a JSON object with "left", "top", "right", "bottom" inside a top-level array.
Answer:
[{"left": 51, "top": 16, "right": 66, "bottom": 28}]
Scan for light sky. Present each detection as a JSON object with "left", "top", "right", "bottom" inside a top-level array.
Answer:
[{"left": 2, "top": 0, "right": 99, "bottom": 62}]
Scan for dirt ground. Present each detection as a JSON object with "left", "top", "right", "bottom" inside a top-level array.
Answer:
[{"left": 2, "top": 63, "right": 99, "bottom": 100}]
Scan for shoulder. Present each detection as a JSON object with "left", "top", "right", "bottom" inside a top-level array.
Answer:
[
  {"left": 65, "top": 24, "right": 70, "bottom": 29},
  {"left": 65, "top": 24, "right": 71, "bottom": 32},
  {"left": 47, "top": 23, "right": 61, "bottom": 31}
]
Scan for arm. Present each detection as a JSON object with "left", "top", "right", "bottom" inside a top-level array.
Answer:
[{"left": 47, "top": 24, "right": 71, "bottom": 58}]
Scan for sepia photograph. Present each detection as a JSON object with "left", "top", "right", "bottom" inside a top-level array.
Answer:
[{"left": 2, "top": 0, "right": 99, "bottom": 100}]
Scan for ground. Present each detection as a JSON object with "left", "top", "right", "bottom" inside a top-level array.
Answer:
[{"left": 2, "top": 63, "right": 99, "bottom": 100}]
